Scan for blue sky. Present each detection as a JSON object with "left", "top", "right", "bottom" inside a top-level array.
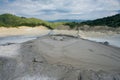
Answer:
[{"left": 0, "top": 0, "right": 120, "bottom": 20}]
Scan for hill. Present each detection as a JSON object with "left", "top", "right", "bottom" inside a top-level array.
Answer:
[
  {"left": 0, "top": 13, "right": 120, "bottom": 30},
  {"left": 82, "top": 14, "right": 120, "bottom": 28},
  {"left": 0, "top": 13, "right": 63, "bottom": 29},
  {"left": 64, "top": 14, "right": 120, "bottom": 29}
]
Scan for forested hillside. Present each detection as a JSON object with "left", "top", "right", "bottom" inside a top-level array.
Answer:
[
  {"left": 82, "top": 14, "right": 120, "bottom": 27},
  {"left": 65, "top": 14, "right": 120, "bottom": 29}
]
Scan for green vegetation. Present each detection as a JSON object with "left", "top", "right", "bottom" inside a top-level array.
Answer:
[
  {"left": 82, "top": 14, "right": 120, "bottom": 28},
  {"left": 64, "top": 14, "right": 120, "bottom": 29},
  {"left": 0, "top": 13, "right": 119, "bottom": 30},
  {"left": 0, "top": 13, "right": 64, "bottom": 29}
]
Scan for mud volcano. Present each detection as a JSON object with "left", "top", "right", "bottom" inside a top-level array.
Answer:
[{"left": 0, "top": 34, "right": 120, "bottom": 80}]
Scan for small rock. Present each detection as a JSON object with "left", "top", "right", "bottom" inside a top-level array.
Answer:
[{"left": 103, "top": 41, "right": 109, "bottom": 45}]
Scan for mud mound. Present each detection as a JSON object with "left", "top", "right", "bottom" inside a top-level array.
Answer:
[{"left": 0, "top": 35, "right": 120, "bottom": 80}]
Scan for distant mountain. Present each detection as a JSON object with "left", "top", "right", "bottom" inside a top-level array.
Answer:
[
  {"left": 48, "top": 19, "right": 85, "bottom": 22},
  {"left": 82, "top": 14, "right": 120, "bottom": 27}
]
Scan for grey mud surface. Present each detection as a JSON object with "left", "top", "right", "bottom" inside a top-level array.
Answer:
[{"left": 0, "top": 35, "right": 120, "bottom": 80}]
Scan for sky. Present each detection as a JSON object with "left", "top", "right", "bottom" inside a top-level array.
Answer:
[{"left": 0, "top": 0, "right": 120, "bottom": 20}]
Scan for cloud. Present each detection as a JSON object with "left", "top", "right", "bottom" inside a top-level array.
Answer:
[{"left": 0, "top": 0, "right": 120, "bottom": 20}]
